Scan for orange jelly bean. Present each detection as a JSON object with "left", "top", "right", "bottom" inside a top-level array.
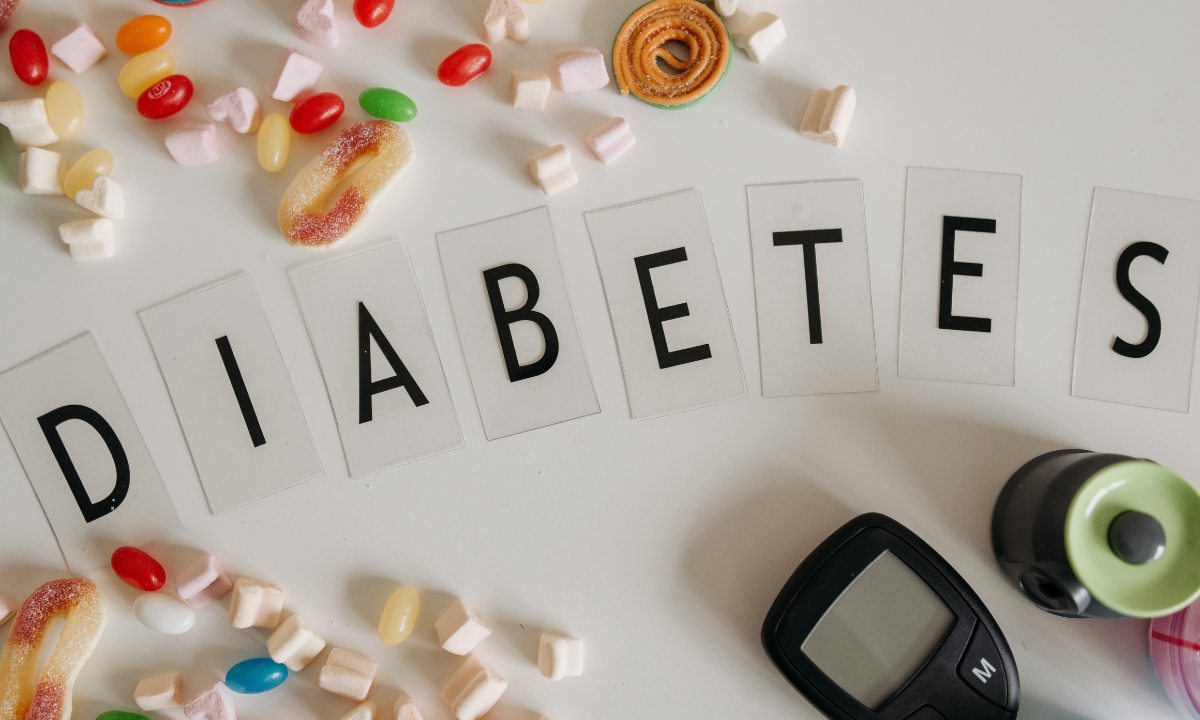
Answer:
[{"left": 116, "top": 15, "right": 171, "bottom": 55}]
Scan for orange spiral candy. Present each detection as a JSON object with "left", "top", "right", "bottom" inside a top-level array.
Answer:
[
  {"left": 0, "top": 578, "right": 106, "bottom": 720},
  {"left": 613, "top": 0, "right": 731, "bottom": 109}
]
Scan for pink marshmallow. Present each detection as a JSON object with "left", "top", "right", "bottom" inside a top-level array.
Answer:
[
  {"left": 294, "top": 0, "right": 338, "bottom": 49},
  {"left": 208, "top": 88, "right": 261, "bottom": 134},
  {"left": 166, "top": 123, "right": 220, "bottom": 167},
  {"left": 553, "top": 47, "right": 609, "bottom": 93},
  {"left": 266, "top": 49, "right": 324, "bottom": 102},
  {"left": 0, "top": 593, "right": 17, "bottom": 625},
  {"left": 50, "top": 22, "right": 107, "bottom": 74},
  {"left": 175, "top": 554, "right": 233, "bottom": 608},
  {"left": 586, "top": 117, "right": 635, "bottom": 164},
  {"left": 184, "top": 683, "right": 236, "bottom": 720}
]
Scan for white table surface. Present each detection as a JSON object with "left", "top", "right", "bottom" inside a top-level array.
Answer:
[{"left": 2, "top": 1, "right": 1198, "bottom": 719}]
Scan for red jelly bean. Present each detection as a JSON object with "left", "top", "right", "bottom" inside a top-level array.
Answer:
[
  {"left": 438, "top": 44, "right": 491, "bottom": 87},
  {"left": 353, "top": 0, "right": 394, "bottom": 28},
  {"left": 111, "top": 546, "right": 167, "bottom": 591},
  {"left": 9, "top": 29, "right": 48, "bottom": 86},
  {"left": 137, "top": 74, "right": 193, "bottom": 119},
  {"left": 290, "top": 91, "right": 344, "bottom": 134}
]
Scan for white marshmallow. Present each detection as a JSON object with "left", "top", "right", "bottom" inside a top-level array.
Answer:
[
  {"left": 74, "top": 176, "right": 124, "bottom": 219},
  {"left": 135, "top": 672, "right": 183, "bottom": 711},
  {"left": 733, "top": 12, "right": 785, "bottom": 63},
  {"left": 537, "top": 633, "right": 583, "bottom": 680},
  {"left": 441, "top": 655, "right": 507, "bottom": 720},
  {"left": 267, "top": 613, "right": 327, "bottom": 671},
  {"left": 434, "top": 598, "right": 494, "bottom": 655},
  {"left": 266, "top": 49, "right": 324, "bottom": 102},
  {"left": 800, "top": 85, "right": 856, "bottom": 148},
  {"left": 294, "top": 0, "right": 339, "bottom": 49},
  {"left": 394, "top": 694, "right": 424, "bottom": 720},
  {"left": 50, "top": 22, "right": 107, "bottom": 74},
  {"left": 525, "top": 144, "right": 578, "bottom": 197},
  {"left": 339, "top": 701, "right": 376, "bottom": 720},
  {"left": 59, "top": 219, "right": 115, "bottom": 261},
  {"left": 0, "top": 593, "right": 18, "bottom": 625},
  {"left": 484, "top": 0, "right": 528, "bottom": 43},
  {"left": 553, "top": 47, "right": 609, "bottom": 93},
  {"left": 229, "top": 577, "right": 285, "bottom": 629},
  {"left": 586, "top": 118, "right": 635, "bottom": 165},
  {"left": 20, "top": 147, "right": 67, "bottom": 195},
  {"left": 208, "top": 88, "right": 262, "bottom": 134},
  {"left": 165, "top": 122, "right": 220, "bottom": 166},
  {"left": 319, "top": 648, "right": 377, "bottom": 701},
  {"left": 0, "top": 98, "right": 59, "bottom": 148},
  {"left": 511, "top": 70, "right": 551, "bottom": 110},
  {"left": 706, "top": 0, "right": 737, "bottom": 16}
]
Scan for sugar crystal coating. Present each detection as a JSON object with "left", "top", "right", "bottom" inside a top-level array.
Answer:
[{"left": 613, "top": 0, "right": 730, "bottom": 108}]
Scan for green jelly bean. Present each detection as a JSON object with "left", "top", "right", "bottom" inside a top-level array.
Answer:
[
  {"left": 359, "top": 87, "right": 417, "bottom": 122},
  {"left": 97, "top": 712, "right": 150, "bottom": 720}
]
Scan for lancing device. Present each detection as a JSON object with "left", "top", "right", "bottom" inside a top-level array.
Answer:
[{"left": 762, "top": 513, "right": 1019, "bottom": 720}]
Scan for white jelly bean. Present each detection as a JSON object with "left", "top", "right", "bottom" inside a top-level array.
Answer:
[{"left": 133, "top": 593, "right": 196, "bottom": 635}]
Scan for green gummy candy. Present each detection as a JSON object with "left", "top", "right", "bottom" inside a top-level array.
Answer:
[
  {"left": 96, "top": 712, "right": 151, "bottom": 720},
  {"left": 359, "top": 88, "right": 417, "bottom": 123}
]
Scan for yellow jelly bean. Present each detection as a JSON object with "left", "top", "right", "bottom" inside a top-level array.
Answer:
[
  {"left": 377, "top": 586, "right": 419, "bottom": 646},
  {"left": 119, "top": 50, "right": 174, "bottom": 98},
  {"left": 45, "top": 81, "right": 84, "bottom": 139},
  {"left": 257, "top": 113, "right": 290, "bottom": 172},
  {"left": 64, "top": 149, "right": 115, "bottom": 198}
]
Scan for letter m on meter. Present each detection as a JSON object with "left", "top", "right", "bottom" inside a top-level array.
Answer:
[{"left": 972, "top": 658, "right": 997, "bottom": 683}]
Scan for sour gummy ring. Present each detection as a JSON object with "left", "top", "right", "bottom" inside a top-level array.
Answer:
[{"left": 613, "top": 0, "right": 731, "bottom": 109}]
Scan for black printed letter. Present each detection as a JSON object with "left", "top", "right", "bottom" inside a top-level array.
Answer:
[
  {"left": 215, "top": 335, "right": 266, "bottom": 447},
  {"left": 939, "top": 216, "right": 996, "bottom": 333},
  {"left": 37, "top": 405, "right": 130, "bottom": 523},
  {"left": 1112, "top": 241, "right": 1169, "bottom": 359},
  {"left": 483, "top": 263, "right": 560, "bottom": 381},
  {"left": 634, "top": 248, "right": 712, "bottom": 369},
  {"left": 359, "top": 302, "right": 429, "bottom": 423},
  {"left": 773, "top": 229, "right": 844, "bottom": 344}
]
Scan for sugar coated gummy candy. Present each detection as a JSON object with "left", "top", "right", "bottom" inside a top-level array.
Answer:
[
  {"left": 117, "top": 16, "right": 171, "bottom": 54},
  {"left": 137, "top": 74, "right": 193, "bottom": 119},
  {"left": 353, "top": 0, "right": 394, "bottom": 28},
  {"left": 290, "top": 91, "right": 344, "bottom": 134},
  {"left": 9, "top": 29, "right": 48, "bottom": 85},
  {"left": 613, "top": 0, "right": 730, "bottom": 108},
  {"left": 64, "top": 149, "right": 115, "bottom": 198},
  {"left": 225, "top": 658, "right": 288, "bottom": 694},
  {"left": 119, "top": 50, "right": 174, "bottom": 98},
  {"left": 45, "top": 80, "right": 84, "bottom": 138},
  {"left": 257, "top": 113, "right": 291, "bottom": 172},
  {"left": 111, "top": 546, "right": 166, "bottom": 591},
  {"left": 437, "top": 44, "right": 491, "bottom": 87},
  {"left": 0, "top": 578, "right": 106, "bottom": 720},
  {"left": 359, "top": 88, "right": 416, "bottom": 123},
  {"left": 0, "top": 0, "right": 19, "bottom": 33},
  {"left": 378, "top": 585, "right": 420, "bottom": 645}
]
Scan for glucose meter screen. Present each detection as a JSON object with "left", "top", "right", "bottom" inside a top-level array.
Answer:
[{"left": 801, "top": 551, "right": 956, "bottom": 709}]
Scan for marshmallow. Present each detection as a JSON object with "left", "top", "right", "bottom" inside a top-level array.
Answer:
[
  {"left": 294, "top": 0, "right": 339, "bottom": 49},
  {"left": 0, "top": 98, "right": 59, "bottom": 148},
  {"left": 525, "top": 145, "right": 578, "bottom": 197},
  {"left": 208, "top": 88, "right": 262, "bottom": 134},
  {"left": 74, "top": 176, "right": 125, "bottom": 220},
  {"left": 0, "top": 593, "right": 17, "bottom": 625},
  {"left": 394, "top": 694, "right": 424, "bottom": 720},
  {"left": 318, "top": 648, "right": 377, "bottom": 701},
  {"left": 184, "top": 682, "right": 236, "bottom": 720},
  {"left": 166, "top": 122, "right": 220, "bottom": 166},
  {"left": 484, "top": 0, "right": 528, "bottom": 43},
  {"left": 511, "top": 70, "right": 551, "bottom": 110},
  {"left": 800, "top": 85, "right": 856, "bottom": 148},
  {"left": 440, "top": 655, "right": 507, "bottom": 720},
  {"left": 20, "top": 147, "right": 67, "bottom": 195},
  {"left": 340, "top": 701, "right": 377, "bottom": 720},
  {"left": 733, "top": 12, "right": 785, "bottom": 64},
  {"left": 553, "top": 47, "right": 609, "bottom": 93},
  {"left": 59, "top": 219, "right": 114, "bottom": 261},
  {"left": 266, "top": 49, "right": 324, "bottom": 102},
  {"left": 50, "top": 22, "right": 107, "bottom": 74},
  {"left": 434, "top": 598, "right": 493, "bottom": 655},
  {"left": 175, "top": 554, "right": 233, "bottom": 608},
  {"left": 267, "top": 613, "right": 327, "bottom": 671},
  {"left": 229, "top": 577, "right": 285, "bottom": 629},
  {"left": 135, "top": 672, "right": 183, "bottom": 711},
  {"left": 705, "top": 0, "right": 737, "bottom": 16},
  {"left": 537, "top": 633, "right": 583, "bottom": 680},
  {"left": 586, "top": 117, "right": 635, "bottom": 165}
]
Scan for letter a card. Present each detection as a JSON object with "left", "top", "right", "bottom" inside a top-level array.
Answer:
[
  {"left": 1072, "top": 188, "right": 1200, "bottom": 412},
  {"left": 0, "top": 334, "right": 181, "bottom": 574}
]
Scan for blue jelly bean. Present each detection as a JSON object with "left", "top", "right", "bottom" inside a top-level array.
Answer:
[{"left": 225, "top": 657, "right": 288, "bottom": 694}]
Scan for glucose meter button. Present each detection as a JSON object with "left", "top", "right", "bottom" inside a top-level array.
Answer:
[
  {"left": 904, "top": 708, "right": 947, "bottom": 720},
  {"left": 957, "top": 626, "right": 1008, "bottom": 707}
]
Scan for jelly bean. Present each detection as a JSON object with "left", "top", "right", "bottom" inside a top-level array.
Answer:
[
  {"left": 290, "top": 91, "right": 343, "bottom": 134},
  {"left": 225, "top": 658, "right": 288, "bottom": 694},
  {"left": 137, "top": 74, "right": 192, "bottom": 119},
  {"left": 9, "top": 29, "right": 47, "bottom": 85},
  {"left": 97, "top": 712, "right": 150, "bottom": 720},
  {"left": 45, "top": 80, "right": 84, "bottom": 138},
  {"left": 119, "top": 50, "right": 174, "bottom": 98},
  {"left": 111, "top": 546, "right": 166, "bottom": 591},
  {"left": 438, "top": 44, "right": 491, "bottom": 87},
  {"left": 133, "top": 593, "right": 196, "bottom": 635},
  {"left": 64, "top": 149, "right": 115, "bottom": 198},
  {"left": 378, "top": 585, "right": 420, "bottom": 646},
  {"left": 359, "top": 87, "right": 416, "bottom": 123},
  {"left": 257, "top": 113, "right": 290, "bottom": 172},
  {"left": 116, "top": 15, "right": 171, "bottom": 54},
  {"left": 353, "top": 0, "right": 394, "bottom": 28}
]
